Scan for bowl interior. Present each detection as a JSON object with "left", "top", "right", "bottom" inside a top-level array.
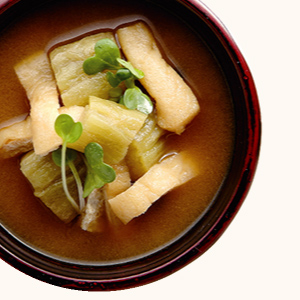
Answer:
[{"left": 0, "top": 0, "right": 260, "bottom": 291}]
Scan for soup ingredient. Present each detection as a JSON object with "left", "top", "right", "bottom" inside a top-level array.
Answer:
[
  {"left": 49, "top": 32, "right": 115, "bottom": 106},
  {"left": 83, "top": 38, "right": 122, "bottom": 75},
  {"left": 52, "top": 148, "right": 85, "bottom": 212},
  {"left": 126, "top": 113, "right": 167, "bottom": 180},
  {"left": 104, "top": 160, "right": 131, "bottom": 226},
  {"left": 53, "top": 114, "right": 83, "bottom": 212},
  {"left": 117, "top": 22, "right": 200, "bottom": 134},
  {"left": 80, "top": 188, "right": 106, "bottom": 232},
  {"left": 0, "top": 117, "right": 32, "bottom": 159},
  {"left": 52, "top": 147, "right": 85, "bottom": 211},
  {"left": 83, "top": 38, "right": 153, "bottom": 114},
  {"left": 108, "top": 152, "right": 198, "bottom": 224},
  {"left": 20, "top": 150, "right": 86, "bottom": 222},
  {"left": 14, "top": 51, "right": 61, "bottom": 156},
  {"left": 68, "top": 96, "right": 147, "bottom": 164},
  {"left": 0, "top": 105, "right": 84, "bottom": 159},
  {"left": 121, "top": 85, "right": 153, "bottom": 115},
  {"left": 20, "top": 141, "right": 118, "bottom": 225},
  {"left": 53, "top": 114, "right": 116, "bottom": 207},
  {"left": 58, "top": 105, "right": 85, "bottom": 122},
  {"left": 81, "top": 159, "right": 131, "bottom": 231},
  {"left": 105, "top": 160, "right": 131, "bottom": 199},
  {"left": 82, "top": 142, "right": 116, "bottom": 198}
]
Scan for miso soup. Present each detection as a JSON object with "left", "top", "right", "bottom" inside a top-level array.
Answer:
[{"left": 0, "top": 0, "right": 234, "bottom": 263}]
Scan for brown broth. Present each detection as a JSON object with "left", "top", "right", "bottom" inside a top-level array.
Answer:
[{"left": 0, "top": 0, "right": 234, "bottom": 263}]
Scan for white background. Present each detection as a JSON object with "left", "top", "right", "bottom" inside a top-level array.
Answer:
[{"left": 1, "top": 0, "right": 299, "bottom": 299}]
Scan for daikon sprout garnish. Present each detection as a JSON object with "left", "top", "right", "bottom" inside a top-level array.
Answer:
[
  {"left": 83, "top": 38, "right": 153, "bottom": 114},
  {"left": 53, "top": 114, "right": 83, "bottom": 212},
  {"left": 53, "top": 114, "right": 116, "bottom": 211},
  {"left": 82, "top": 142, "right": 116, "bottom": 198}
]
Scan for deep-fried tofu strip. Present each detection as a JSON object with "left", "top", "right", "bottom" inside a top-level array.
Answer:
[
  {"left": 0, "top": 106, "right": 84, "bottom": 158},
  {"left": 105, "top": 160, "right": 132, "bottom": 199},
  {"left": 108, "top": 152, "right": 198, "bottom": 224},
  {"left": 0, "top": 117, "right": 32, "bottom": 159},
  {"left": 117, "top": 22, "right": 200, "bottom": 134},
  {"left": 105, "top": 160, "right": 132, "bottom": 226},
  {"left": 58, "top": 105, "right": 85, "bottom": 122},
  {"left": 14, "top": 51, "right": 61, "bottom": 156}
]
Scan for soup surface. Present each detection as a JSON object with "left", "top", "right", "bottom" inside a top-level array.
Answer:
[{"left": 0, "top": 0, "right": 234, "bottom": 263}]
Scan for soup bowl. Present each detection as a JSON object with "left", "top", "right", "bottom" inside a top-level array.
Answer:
[{"left": 0, "top": 0, "right": 260, "bottom": 291}]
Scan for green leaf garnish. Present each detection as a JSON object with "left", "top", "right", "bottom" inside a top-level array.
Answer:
[
  {"left": 123, "top": 87, "right": 153, "bottom": 114},
  {"left": 115, "top": 68, "right": 132, "bottom": 81},
  {"left": 83, "top": 142, "right": 116, "bottom": 198},
  {"left": 52, "top": 147, "right": 77, "bottom": 167},
  {"left": 116, "top": 58, "right": 144, "bottom": 79},
  {"left": 83, "top": 39, "right": 153, "bottom": 114},
  {"left": 54, "top": 114, "right": 83, "bottom": 212},
  {"left": 106, "top": 71, "right": 122, "bottom": 88},
  {"left": 83, "top": 56, "right": 105, "bottom": 75},
  {"left": 109, "top": 86, "right": 123, "bottom": 99},
  {"left": 94, "top": 38, "right": 121, "bottom": 69},
  {"left": 83, "top": 38, "right": 121, "bottom": 75},
  {"left": 54, "top": 114, "right": 83, "bottom": 144}
]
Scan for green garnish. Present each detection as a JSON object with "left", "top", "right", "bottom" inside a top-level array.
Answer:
[
  {"left": 83, "top": 38, "right": 153, "bottom": 114},
  {"left": 82, "top": 142, "right": 116, "bottom": 198},
  {"left": 83, "top": 38, "right": 121, "bottom": 74},
  {"left": 116, "top": 58, "right": 144, "bottom": 79},
  {"left": 123, "top": 86, "right": 153, "bottom": 115},
  {"left": 52, "top": 147, "right": 85, "bottom": 211},
  {"left": 53, "top": 114, "right": 116, "bottom": 211},
  {"left": 53, "top": 114, "right": 83, "bottom": 212}
]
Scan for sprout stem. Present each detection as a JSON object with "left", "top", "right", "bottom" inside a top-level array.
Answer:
[
  {"left": 61, "top": 142, "right": 80, "bottom": 213},
  {"left": 69, "top": 161, "right": 85, "bottom": 211}
]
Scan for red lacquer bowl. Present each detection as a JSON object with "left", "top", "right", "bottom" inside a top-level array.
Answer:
[{"left": 0, "top": 0, "right": 261, "bottom": 291}]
